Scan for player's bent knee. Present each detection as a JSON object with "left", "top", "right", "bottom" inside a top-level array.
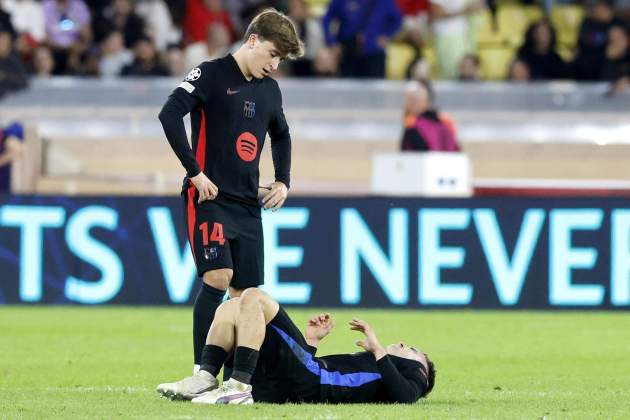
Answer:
[
  {"left": 238, "top": 287, "right": 261, "bottom": 305},
  {"left": 239, "top": 288, "right": 279, "bottom": 323},
  {"left": 215, "top": 297, "right": 240, "bottom": 321},
  {"left": 202, "top": 268, "right": 233, "bottom": 290}
]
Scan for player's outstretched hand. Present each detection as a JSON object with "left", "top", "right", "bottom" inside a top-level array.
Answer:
[
  {"left": 305, "top": 313, "right": 334, "bottom": 346},
  {"left": 260, "top": 181, "right": 288, "bottom": 211},
  {"left": 350, "top": 318, "right": 387, "bottom": 360},
  {"left": 190, "top": 172, "right": 218, "bottom": 203}
]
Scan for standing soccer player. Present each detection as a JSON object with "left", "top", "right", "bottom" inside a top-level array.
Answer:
[{"left": 158, "top": 9, "right": 304, "bottom": 375}]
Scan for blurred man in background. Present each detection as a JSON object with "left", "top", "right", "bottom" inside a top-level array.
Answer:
[
  {"left": 43, "top": 0, "right": 92, "bottom": 74},
  {"left": 0, "top": 121, "right": 24, "bottom": 193},
  {"left": 322, "top": 0, "right": 402, "bottom": 78},
  {"left": 0, "top": 28, "right": 27, "bottom": 96},
  {"left": 573, "top": 0, "right": 623, "bottom": 80},
  {"left": 401, "top": 80, "right": 459, "bottom": 152}
]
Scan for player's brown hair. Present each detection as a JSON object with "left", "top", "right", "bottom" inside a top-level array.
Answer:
[
  {"left": 421, "top": 355, "right": 436, "bottom": 398},
  {"left": 244, "top": 8, "right": 304, "bottom": 59}
]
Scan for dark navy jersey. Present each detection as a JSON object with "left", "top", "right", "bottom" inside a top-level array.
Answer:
[
  {"left": 159, "top": 54, "right": 291, "bottom": 206},
  {"left": 251, "top": 308, "right": 427, "bottom": 404}
]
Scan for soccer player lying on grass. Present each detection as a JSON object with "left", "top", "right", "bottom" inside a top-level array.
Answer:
[{"left": 157, "top": 288, "right": 436, "bottom": 404}]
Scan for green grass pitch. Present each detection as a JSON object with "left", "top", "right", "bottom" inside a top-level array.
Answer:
[{"left": 1, "top": 306, "right": 629, "bottom": 419}]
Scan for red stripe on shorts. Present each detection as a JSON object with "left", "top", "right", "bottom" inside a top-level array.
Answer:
[
  {"left": 187, "top": 184, "right": 197, "bottom": 264},
  {"left": 187, "top": 108, "right": 208, "bottom": 264}
]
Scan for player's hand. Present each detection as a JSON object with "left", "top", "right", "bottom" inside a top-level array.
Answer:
[
  {"left": 260, "top": 181, "right": 288, "bottom": 211},
  {"left": 350, "top": 318, "right": 387, "bottom": 360},
  {"left": 190, "top": 172, "right": 218, "bottom": 203},
  {"left": 305, "top": 313, "right": 335, "bottom": 345}
]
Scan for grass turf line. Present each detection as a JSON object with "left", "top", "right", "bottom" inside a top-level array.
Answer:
[{"left": 1, "top": 306, "right": 629, "bottom": 419}]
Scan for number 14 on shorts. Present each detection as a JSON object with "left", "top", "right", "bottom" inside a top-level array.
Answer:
[{"left": 199, "top": 222, "right": 225, "bottom": 245}]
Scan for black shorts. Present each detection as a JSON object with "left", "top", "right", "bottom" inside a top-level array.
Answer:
[
  {"left": 251, "top": 307, "right": 321, "bottom": 403},
  {"left": 182, "top": 185, "right": 263, "bottom": 289}
]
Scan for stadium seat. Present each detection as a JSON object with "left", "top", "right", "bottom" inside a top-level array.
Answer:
[
  {"left": 306, "top": 0, "right": 330, "bottom": 17},
  {"left": 497, "top": 5, "right": 542, "bottom": 47},
  {"left": 386, "top": 43, "right": 417, "bottom": 80},
  {"left": 478, "top": 47, "right": 514, "bottom": 80},
  {"left": 550, "top": 5, "right": 585, "bottom": 49},
  {"left": 422, "top": 44, "right": 440, "bottom": 79},
  {"left": 474, "top": 9, "right": 505, "bottom": 47}
]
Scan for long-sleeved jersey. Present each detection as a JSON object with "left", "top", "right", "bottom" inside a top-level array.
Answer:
[
  {"left": 251, "top": 308, "right": 428, "bottom": 404},
  {"left": 159, "top": 54, "right": 291, "bottom": 206}
]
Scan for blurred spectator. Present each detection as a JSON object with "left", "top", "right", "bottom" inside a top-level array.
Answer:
[
  {"left": 507, "top": 58, "right": 531, "bottom": 82},
  {"left": 430, "top": 0, "right": 486, "bottom": 79},
  {"left": 0, "top": 6, "right": 15, "bottom": 37},
  {"left": 2, "top": 0, "right": 45, "bottom": 46},
  {"left": 573, "top": 0, "right": 623, "bottom": 80},
  {"left": 287, "top": 0, "right": 325, "bottom": 76},
  {"left": 615, "top": 0, "right": 630, "bottom": 23},
  {"left": 99, "top": 30, "right": 132, "bottom": 77},
  {"left": 223, "top": 0, "right": 260, "bottom": 34},
  {"left": 516, "top": 20, "right": 568, "bottom": 80},
  {"left": 323, "top": 0, "right": 402, "bottom": 78},
  {"left": 92, "top": 0, "right": 147, "bottom": 49},
  {"left": 78, "top": 45, "right": 100, "bottom": 76},
  {"left": 182, "top": 0, "right": 237, "bottom": 46},
  {"left": 458, "top": 53, "right": 481, "bottom": 81},
  {"left": 0, "top": 121, "right": 24, "bottom": 193},
  {"left": 163, "top": 0, "right": 186, "bottom": 28},
  {"left": 184, "top": 22, "right": 231, "bottom": 72},
  {"left": 136, "top": 0, "right": 180, "bottom": 52},
  {"left": 32, "top": 45, "right": 55, "bottom": 76},
  {"left": 165, "top": 43, "right": 185, "bottom": 76},
  {"left": 396, "top": 0, "right": 430, "bottom": 51},
  {"left": 0, "top": 29, "right": 28, "bottom": 96},
  {"left": 121, "top": 35, "right": 169, "bottom": 76},
  {"left": 312, "top": 46, "right": 338, "bottom": 76},
  {"left": 43, "top": 0, "right": 92, "bottom": 74},
  {"left": 401, "top": 80, "right": 460, "bottom": 152},
  {"left": 602, "top": 24, "right": 630, "bottom": 81}
]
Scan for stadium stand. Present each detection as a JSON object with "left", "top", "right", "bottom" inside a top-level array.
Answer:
[{"left": 1, "top": 78, "right": 629, "bottom": 196}]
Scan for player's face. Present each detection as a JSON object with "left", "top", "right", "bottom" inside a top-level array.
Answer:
[
  {"left": 248, "top": 36, "right": 283, "bottom": 79},
  {"left": 387, "top": 342, "right": 427, "bottom": 367}
]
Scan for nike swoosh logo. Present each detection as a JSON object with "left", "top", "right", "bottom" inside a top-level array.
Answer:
[{"left": 227, "top": 88, "right": 240, "bottom": 95}]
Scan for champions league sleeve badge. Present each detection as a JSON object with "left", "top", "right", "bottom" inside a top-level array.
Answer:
[{"left": 184, "top": 67, "right": 201, "bottom": 82}]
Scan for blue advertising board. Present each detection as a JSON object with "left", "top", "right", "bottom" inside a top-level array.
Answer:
[{"left": 1, "top": 195, "right": 629, "bottom": 308}]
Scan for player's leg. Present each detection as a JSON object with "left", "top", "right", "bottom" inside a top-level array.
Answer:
[
  {"left": 220, "top": 207, "right": 265, "bottom": 379},
  {"left": 184, "top": 193, "right": 235, "bottom": 372},
  {"left": 192, "top": 268, "right": 231, "bottom": 371},
  {"left": 156, "top": 297, "right": 240, "bottom": 400},
  {"left": 197, "top": 296, "right": 240, "bottom": 377},
  {"left": 192, "top": 288, "right": 279, "bottom": 405}
]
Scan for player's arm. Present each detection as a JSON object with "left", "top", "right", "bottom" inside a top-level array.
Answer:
[
  {"left": 158, "top": 64, "right": 218, "bottom": 202},
  {"left": 0, "top": 137, "right": 23, "bottom": 167},
  {"left": 350, "top": 318, "right": 422, "bottom": 403},
  {"left": 263, "top": 82, "right": 291, "bottom": 211},
  {"left": 0, "top": 123, "right": 25, "bottom": 167},
  {"left": 158, "top": 93, "right": 201, "bottom": 177},
  {"left": 304, "top": 313, "right": 334, "bottom": 354}
]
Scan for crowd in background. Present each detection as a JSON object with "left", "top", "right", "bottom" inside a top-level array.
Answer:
[{"left": 0, "top": 0, "right": 629, "bottom": 98}]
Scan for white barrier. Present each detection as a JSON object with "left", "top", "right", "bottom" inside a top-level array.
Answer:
[{"left": 371, "top": 152, "right": 473, "bottom": 197}]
